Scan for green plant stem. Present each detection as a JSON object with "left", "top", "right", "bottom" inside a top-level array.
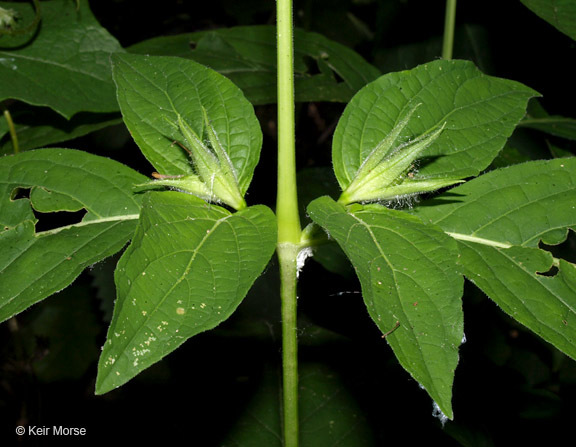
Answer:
[
  {"left": 3, "top": 108, "right": 19, "bottom": 154},
  {"left": 278, "top": 243, "right": 299, "bottom": 447},
  {"left": 442, "top": 0, "right": 457, "bottom": 60},
  {"left": 276, "top": 0, "right": 301, "bottom": 446},
  {"left": 276, "top": 0, "right": 301, "bottom": 244}
]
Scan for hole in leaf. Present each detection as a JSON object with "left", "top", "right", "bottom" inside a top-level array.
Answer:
[
  {"left": 331, "top": 68, "right": 345, "bottom": 84},
  {"left": 34, "top": 209, "right": 87, "bottom": 233},
  {"left": 538, "top": 230, "right": 576, "bottom": 267},
  {"left": 302, "top": 55, "right": 321, "bottom": 76},
  {"left": 10, "top": 187, "right": 30, "bottom": 201},
  {"left": 536, "top": 265, "right": 558, "bottom": 277},
  {"left": 312, "top": 56, "right": 346, "bottom": 85},
  {"left": 189, "top": 40, "right": 197, "bottom": 50}
]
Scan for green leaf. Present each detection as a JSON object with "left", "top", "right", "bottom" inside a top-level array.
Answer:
[
  {"left": 332, "top": 60, "right": 538, "bottom": 191},
  {"left": 128, "top": 26, "right": 381, "bottom": 104},
  {"left": 525, "top": 117, "right": 576, "bottom": 141},
  {"left": 519, "top": 100, "right": 576, "bottom": 141},
  {"left": 520, "top": 0, "right": 576, "bottom": 41},
  {"left": 95, "top": 191, "right": 276, "bottom": 394},
  {"left": 307, "top": 196, "right": 463, "bottom": 419},
  {"left": 488, "top": 144, "right": 534, "bottom": 170},
  {"left": 0, "top": 0, "right": 123, "bottom": 119},
  {"left": 111, "top": 53, "right": 262, "bottom": 196},
  {"left": 0, "top": 149, "right": 147, "bottom": 322},
  {"left": 0, "top": 106, "right": 122, "bottom": 155},
  {"left": 222, "top": 362, "right": 373, "bottom": 446},
  {"left": 548, "top": 142, "right": 575, "bottom": 159},
  {"left": 413, "top": 158, "right": 576, "bottom": 359}
]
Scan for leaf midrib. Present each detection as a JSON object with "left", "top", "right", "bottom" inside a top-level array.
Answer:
[
  {"left": 103, "top": 210, "right": 236, "bottom": 384},
  {"left": 460, "top": 240, "right": 576, "bottom": 343},
  {"left": 4, "top": 51, "right": 111, "bottom": 82},
  {"left": 345, "top": 210, "right": 454, "bottom": 388},
  {"left": 0, "top": 219, "right": 133, "bottom": 308},
  {"left": 432, "top": 181, "right": 572, "bottom": 246},
  {"left": 37, "top": 214, "right": 140, "bottom": 236}
]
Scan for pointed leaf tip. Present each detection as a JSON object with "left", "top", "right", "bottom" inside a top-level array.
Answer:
[
  {"left": 96, "top": 192, "right": 276, "bottom": 394},
  {"left": 307, "top": 196, "right": 463, "bottom": 419}
]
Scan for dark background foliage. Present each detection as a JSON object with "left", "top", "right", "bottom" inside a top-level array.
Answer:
[{"left": 1, "top": 0, "right": 575, "bottom": 445}]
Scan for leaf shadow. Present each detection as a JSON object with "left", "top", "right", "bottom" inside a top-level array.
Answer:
[
  {"left": 415, "top": 154, "right": 449, "bottom": 172},
  {"left": 414, "top": 191, "right": 467, "bottom": 208}
]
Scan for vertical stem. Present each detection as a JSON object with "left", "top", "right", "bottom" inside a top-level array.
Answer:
[
  {"left": 276, "top": 0, "right": 301, "bottom": 244},
  {"left": 278, "top": 244, "right": 299, "bottom": 447},
  {"left": 3, "top": 108, "right": 19, "bottom": 154},
  {"left": 276, "top": 0, "right": 301, "bottom": 446},
  {"left": 442, "top": 0, "right": 457, "bottom": 60}
]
